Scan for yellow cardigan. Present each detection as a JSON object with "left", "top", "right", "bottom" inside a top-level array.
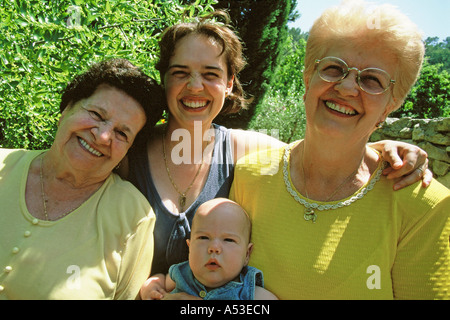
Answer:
[
  {"left": 0, "top": 149, "right": 155, "bottom": 299},
  {"left": 230, "top": 145, "right": 450, "bottom": 300}
]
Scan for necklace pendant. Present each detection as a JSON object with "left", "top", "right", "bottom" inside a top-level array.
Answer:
[
  {"left": 304, "top": 207, "right": 317, "bottom": 223},
  {"left": 179, "top": 195, "right": 186, "bottom": 210}
]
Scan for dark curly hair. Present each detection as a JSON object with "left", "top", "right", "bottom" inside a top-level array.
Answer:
[{"left": 60, "top": 58, "right": 164, "bottom": 145}]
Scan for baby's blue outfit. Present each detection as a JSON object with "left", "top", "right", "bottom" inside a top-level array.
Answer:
[{"left": 169, "top": 261, "right": 264, "bottom": 300}]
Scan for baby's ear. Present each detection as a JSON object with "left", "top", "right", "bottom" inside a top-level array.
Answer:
[
  {"left": 186, "top": 239, "right": 191, "bottom": 253},
  {"left": 244, "top": 243, "right": 254, "bottom": 266}
]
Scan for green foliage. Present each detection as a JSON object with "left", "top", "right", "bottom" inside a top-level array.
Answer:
[
  {"left": 214, "top": 0, "right": 298, "bottom": 128},
  {"left": 391, "top": 60, "right": 450, "bottom": 119},
  {"left": 248, "top": 86, "right": 306, "bottom": 144},
  {"left": 270, "top": 28, "right": 306, "bottom": 98},
  {"left": 425, "top": 37, "right": 450, "bottom": 73},
  {"left": 248, "top": 31, "right": 307, "bottom": 143},
  {"left": 0, "top": 0, "right": 216, "bottom": 150},
  {"left": 391, "top": 37, "right": 450, "bottom": 118}
]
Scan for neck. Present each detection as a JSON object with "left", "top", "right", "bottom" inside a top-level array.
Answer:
[
  {"left": 33, "top": 151, "right": 103, "bottom": 221},
  {"left": 290, "top": 134, "right": 380, "bottom": 201},
  {"left": 42, "top": 150, "right": 107, "bottom": 190},
  {"left": 301, "top": 134, "right": 368, "bottom": 177}
]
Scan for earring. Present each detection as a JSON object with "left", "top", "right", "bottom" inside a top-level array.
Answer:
[{"left": 375, "top": 121, "right": 384, "bottom": 129}]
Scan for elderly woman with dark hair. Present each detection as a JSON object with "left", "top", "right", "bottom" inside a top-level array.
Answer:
[
  {"left": 230, "top": 0, "right": 449, "bottom": 299},
  {"left": 0, "top": 58, "right": 163, "bottom": 299}
]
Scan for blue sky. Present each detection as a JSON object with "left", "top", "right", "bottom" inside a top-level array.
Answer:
[{"left": 289, "top": 0, "right": 450, "bottom": 41}]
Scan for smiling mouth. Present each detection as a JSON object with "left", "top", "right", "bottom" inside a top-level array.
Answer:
[
  {"left": 325, "top": 101, "right": 358, "bottom": 115},
  {"left": 181, "top": 99, "right": 210, "bottom": 109},
  {"left": 78, "top": 137, "right": 103, "bottom": 157}
]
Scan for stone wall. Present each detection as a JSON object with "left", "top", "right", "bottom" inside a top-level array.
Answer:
[{"left": 370, "top": 117, "right": 450, "bottom": 188}]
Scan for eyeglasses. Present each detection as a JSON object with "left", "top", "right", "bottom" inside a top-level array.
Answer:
[{"left": 315, "top": 56, "right": 395, "bottom": 95}]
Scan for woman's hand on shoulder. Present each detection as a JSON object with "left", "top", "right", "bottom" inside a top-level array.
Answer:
[{"left": 370, "top": 140, "right": 432, "bottom": 190}]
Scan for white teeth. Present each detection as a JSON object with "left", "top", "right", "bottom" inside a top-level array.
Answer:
[
  {"left": 325, "top": 101, "right": 356, "bottom": 115},
  {"left": 78, "top": 138, "right": 103, "bottom": 157},
  {"left": 183, "top": 100, "right": 208, "bottom": 108}
]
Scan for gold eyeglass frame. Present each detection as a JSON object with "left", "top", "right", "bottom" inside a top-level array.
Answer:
[{"left": 315, "top": 56, "right": 396, "bottom": 95}]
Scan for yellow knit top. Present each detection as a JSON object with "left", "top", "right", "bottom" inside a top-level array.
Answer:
[
  {"left": 230, "top": 145, "right": 450, "bottom": 300},
  {"left": 0, "top": 149, "right": 155, "bottom": 299}
]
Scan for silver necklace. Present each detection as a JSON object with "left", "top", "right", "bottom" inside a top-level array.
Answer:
[{"left": 282, "top": 142, "right": 384, "bottom": 223}]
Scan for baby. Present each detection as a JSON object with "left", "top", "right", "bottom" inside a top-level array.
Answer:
[{"left": 145, "top": 198, "right": 277, "bottom": 300}]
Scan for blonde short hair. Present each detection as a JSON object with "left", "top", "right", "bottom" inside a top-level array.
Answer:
[{"left": 304, "top": 0, "right": 425, "bottom": 110}]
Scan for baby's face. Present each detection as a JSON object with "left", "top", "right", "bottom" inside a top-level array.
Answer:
[{"left": 187, "top": 202, "right": 252, "bottom": 289}]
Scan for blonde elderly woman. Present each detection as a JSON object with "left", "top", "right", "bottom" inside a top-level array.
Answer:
[
  {"left": 0, "top": 59, "right": 163, "bottom": 299},
  {"left": 230, "top": 0, "right": 450, "bottom": 299}
]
